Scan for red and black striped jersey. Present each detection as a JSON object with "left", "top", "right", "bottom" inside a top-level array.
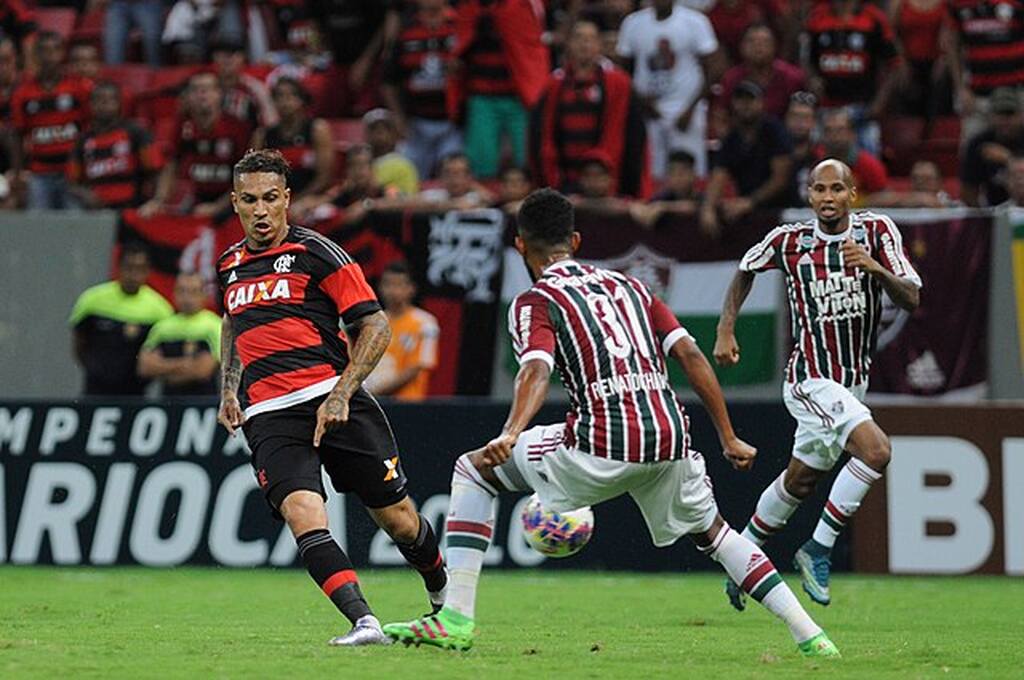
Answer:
[
  {"left": 804, "top": 3, "right": 899, "bottom": 106},
  {"left": 218, "top": 225, "right": 381, "bottom": 418},
  {"left": 509, "top": 260, "right": 693, "bottom": 463},
  {"left": 384, "top": 10, "right": 456, "bottom": 120},
  {"left": 69, "top": 121, "right": 162, "bottom": 208},
  {"left": 173, "top": 113, "right": 251, "bottom": 203},
  {"left": 264, "top": 118, "right": 317, "bottom": 194},
  {"left": 11, "top": 75, "right": 93, "bottom": 173},
  {"left": 464, "top": 11, "right": 516, "bottom": 97},
  {"left": 740, "top": 211, "right": 922, "bottom": 388},
  {"left": 554, "top": 68, "right": 603, "bottom": 186},
  {"left": 948, "top": 0, "right": 1024, "bottom": 94}
]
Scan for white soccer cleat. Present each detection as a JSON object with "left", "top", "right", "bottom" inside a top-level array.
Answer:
[{"left": 328, "top": 615, "right": 392, "bottom": 647}]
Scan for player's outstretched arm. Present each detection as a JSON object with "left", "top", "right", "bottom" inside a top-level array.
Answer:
[
  {"left": 714, "top": 270, "right": 755, "bottom": 366},
  {"left": 218, "top": 313, "right": 244, "bottom": 435},
  {"left": 670, "top": 336, "right": 756, "bottom": 471},
  {"left": 483, "top": 359, "right": 552, "bottom": 467}
]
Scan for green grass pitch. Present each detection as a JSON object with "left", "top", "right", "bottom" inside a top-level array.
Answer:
[{"left": 1, "top": 567, "right": 1021, "bottom": 679}]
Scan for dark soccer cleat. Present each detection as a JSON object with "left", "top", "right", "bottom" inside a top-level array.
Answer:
[
  {"left": 724, "top": 577, "right": 747, "bottom": 611},
  {"left": 328, "top": 615, "right": 392, "bottom": 647},
  {"left": 793, "top": 541, "right": 831, "bottom": 606}
]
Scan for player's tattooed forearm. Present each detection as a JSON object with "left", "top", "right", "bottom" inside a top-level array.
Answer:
[
  {"left": 220, "top": 315, "right": 242, "bottom": 395},
  {"left": 336, "top": 311, "right": 391, "bottom": 398}
]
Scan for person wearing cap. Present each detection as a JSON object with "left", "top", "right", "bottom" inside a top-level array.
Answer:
[
  {"left": 700, "top": 80, "right": 795, "bottom": 237},
  {"left": 364, "top": 108, "right": 420, "bottom": 196},
  {"left": 961, "top": 87, "right": 1024, "bottom": 207}
]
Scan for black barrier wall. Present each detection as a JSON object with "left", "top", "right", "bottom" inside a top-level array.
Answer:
[{"left": 0, "top": 400, "right": 845, "bottom": 571}]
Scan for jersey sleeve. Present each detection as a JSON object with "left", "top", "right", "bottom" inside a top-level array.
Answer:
[
  {"left": 650, "top": 296, "right": 692, "bottom": 356},
  {"left": 309, "top": 238, "right": 382, "bottom": 324},
  {"left": 141, "top": 319, "right": 166, "bottom": 351},
  {"left": 739, "top": 226, "right": 786, "bottom": 272},
  {"left": 693, "top": 12, "right": 719, "bottom": 57},
  {"left": 508, "top": 291, "right": 556, "bottom": 371},
  {"left": 615, "top": 15, "right": 636, "bottom": 57},
  {"left": 873, "top": 215, "right": 923, "bottom": 287}
]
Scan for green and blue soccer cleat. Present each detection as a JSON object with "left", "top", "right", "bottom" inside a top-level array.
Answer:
[
  {"left": 382, "top": 607, "right": 476, "bottom": 651},
  {"left": 798, "top": 631, "right": 841, "bottom": 658},
  {"left": 794, "top": 541, "right": 832, "bottom": 606},
  {"left": 724, "top": 578, "right": 746, "bottom": 612}
]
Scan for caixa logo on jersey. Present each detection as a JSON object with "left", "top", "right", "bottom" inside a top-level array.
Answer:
[{"left": 225, "top": 277, "right": 300, "bottom": 312}]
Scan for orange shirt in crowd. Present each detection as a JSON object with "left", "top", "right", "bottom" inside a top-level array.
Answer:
[{"left": 372, "top": 306, "right": 439, "bottom": 401}]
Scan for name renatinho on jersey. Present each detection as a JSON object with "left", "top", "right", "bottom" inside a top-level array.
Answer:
[
  {"left": 590, "top": 370, "right": 669, "bottom": 400},
  {"left": 547, "top": 267, "right": 617, "bottom": 289},
  {"left": 226, "top": 279, "right": 292, "bottom": 312},
  {"left": 808, "top": 271, "right": 867, "bottom": 321}
]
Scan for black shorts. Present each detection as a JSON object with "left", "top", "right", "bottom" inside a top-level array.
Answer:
[{"left": 243, "top": 388, "right": 408, "bottom": 519}]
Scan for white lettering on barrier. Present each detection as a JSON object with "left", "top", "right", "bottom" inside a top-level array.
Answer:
[
  {"left": 1004, "top": 439, "right": 1024, "bottom": 576},
  {"left": 176, "top": 408, "right": 218, "bottom": 456},
  {"left": 39, "top": 407, "right": 79, "bottom": 454},
  {"left": 222, "top": 430, "right": 250, "bottom": 456},
  {"left": 888, "top": 436, "right": 994, "bottom": 573},
  {"left": 209, "top": 465, "right": 268, "bottom": 566},
  {"left": 89, "top": 463, "right": 137, "bottom": 564},
  {"left": 129, "top": 407, "right": 168, "bottom": 457},
  {"left": 86, "top": 408, "right": 121, "bottom": 455},
  {"left": 0, "top": 407, "right": 32, "bottom": 454},
  {"left": 129, "top": 462, "right": 210, "bottom": 566},
  {"left": 11, "top": 462, "right": 96, "bottom": 564}
]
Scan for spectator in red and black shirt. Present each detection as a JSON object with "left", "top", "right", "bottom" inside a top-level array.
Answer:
[
  {"left": 718, "top": 23, "right": 806, "bottom": 121},
  {"left": 141, "top": 72, "right": 251, "bottom": 218},
  {"left": 69, "top": 82, "right": 163, "bottom": 210},
  {"left": 946, "top": 0, "right": 1024, "bottom": 145},
  {"left": 381, "top": 0, "right": 461, "bottom": 179},
  {"left": 803, "top": 0, "right": 903, "bottom": 156},
  {"left": 253, "top": 77, "right": 334, "bottom": 200},
  {"left": 213, "top": 39, "right": 278, "bottom": 135},
  {"left": 530, "top": 20, "right": 650, "bottom": 198},
  {"left": 11, "top": 31, "right": 93, "bottom": 210}
]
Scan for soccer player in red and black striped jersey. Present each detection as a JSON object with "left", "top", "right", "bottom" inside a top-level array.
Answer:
[
  {"left": 217, "top": 149, "right": 447, "bottom": 647},
  {"left": 383, "top": 188, "right": 838, "bottom": 658},
  {"left": 715, "top": 159, "right": 921, "bottom": 610}
]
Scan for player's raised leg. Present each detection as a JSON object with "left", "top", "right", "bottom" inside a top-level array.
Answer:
[
  {"left": 795, "top": 420, "right": 888, "bottom": 606},
  {"left": 693, "top": 515, "right": 839, "bottom": 658},
  {"left": 279, "top": 490, "right": 388, "bottom": 646},
  {"left": 383, "top": 450, "right": 513, "bottom": 650},
  {"left": 367, "top": 498, "right": 448, "bottom": 614},
  {"left": 726, "top": 460, "right": 821, "bottom": 611}
]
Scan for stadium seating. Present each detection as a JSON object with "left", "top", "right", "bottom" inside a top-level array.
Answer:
[{"left": 34, "top": 8, "right": 77, "bottom": 40}]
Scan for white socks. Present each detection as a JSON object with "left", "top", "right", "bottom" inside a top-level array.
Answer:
[
  {"left": 741, "top": 470, "right": 800, "bottom": 546},
  {"left": 812, "top": 458, "right": 882, "bottom": 549},
  {"left": 706, "top": 526, "right": 821, "bottom": 643},
  {"left": 443, "top": 454, "right": 498, "bottom": 620}
]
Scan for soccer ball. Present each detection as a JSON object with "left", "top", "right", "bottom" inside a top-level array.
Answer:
[{"left": 520, "top": 494, "right": 594, "bottom": 558}]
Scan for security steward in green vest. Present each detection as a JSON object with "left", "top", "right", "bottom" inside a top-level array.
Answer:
[
  {"left": 137, "top": 271, "right": 222, "bottom": 395},
  {"left": 69, "top": 244, "right": 173, "bottom": 395}
]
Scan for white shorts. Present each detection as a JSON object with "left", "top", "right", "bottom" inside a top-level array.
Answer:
[
  {"left": 783, "top": 379, "right": 873, "bottom": 471},
  {"left": 493, "top": 423, "right": 718, "bottom": 547}
]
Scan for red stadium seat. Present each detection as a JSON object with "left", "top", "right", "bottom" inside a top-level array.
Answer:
[
  {"left": 326, "top": 118, "right": 365, "bottom": 149},
  {"left": 99, "top": 64, "right": 153, "bottom": 99},
  {"left": 881, "top": 116, "right": 926, "bottom": 176},
  {"left": 73, "top": 7, "right": 105, "bottom": 47},
  {"left": 927, "top": 116, "right": 961, "bottom": 141},
  {"left": 35, "top": 8, "right": 77, "bottom": 40}
]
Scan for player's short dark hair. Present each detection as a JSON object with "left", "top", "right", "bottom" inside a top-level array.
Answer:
[
  {"left": 271, "top": 77, "right": 311, "bottom": 105},
  {"left": 120, "top": 242, "right": 150, "bottom": 263},
  {"left": 667, "top": 150, "right": 695, "bottom": 168},
  {"left": 518, "top": 188, "right": 574, "bottom": 247},
  {"left": 233, "top": 148, "right": 291, "bottom": 184}
]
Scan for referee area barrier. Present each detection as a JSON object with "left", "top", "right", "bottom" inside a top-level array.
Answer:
[{"left": 1, "top": 399, "right": 1019, "bottom": 575}]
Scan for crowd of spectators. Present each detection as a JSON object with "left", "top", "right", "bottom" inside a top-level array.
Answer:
[{"left": 2, "top": 0, "right": 1024, "bottom": 225}]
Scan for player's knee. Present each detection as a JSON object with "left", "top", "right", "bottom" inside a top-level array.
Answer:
[
  {"left": 861, "top": 436, "right": 891, "bottom": 472},
  {"left": 783, "top": 474, "right": 816, "bottom": 499},
  {"left": 279, "top": 492, "right": 327, "bottom": 535},
  {"left": 381, "top": 505, "right": 420, "bottom": 543}
]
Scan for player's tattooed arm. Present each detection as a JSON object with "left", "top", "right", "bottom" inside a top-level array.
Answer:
[
  {"left": 315, "top": 310, "right": 391, "bottom": 446},
  {"left": 217, "top": 314, "right": 245, "bottom": 435},
  {"left": 841, "top": 239, "right": 920, "bottom": 311},
  {"left": 714, "top": 269, "right": 755, "bottom": 366}
]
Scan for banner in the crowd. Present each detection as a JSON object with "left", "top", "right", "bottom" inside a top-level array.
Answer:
[
  {"left": 500, "top": 208, "right": 784, "bottom": 386},
  {"left": 0, "top": 400, "right": 852, "bottom": 572},
  {"left": 1012, "top": 213, "right": 1024, "bottom": 370},
  {"left": 852, "top": 406, "right": 1023, "bottom": 575},
  {"left": 866, "top": 211, "right": 992, "bottom": 397},
  {"left": 117, "top": 209, "right": 504, "bottom": 395}
]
